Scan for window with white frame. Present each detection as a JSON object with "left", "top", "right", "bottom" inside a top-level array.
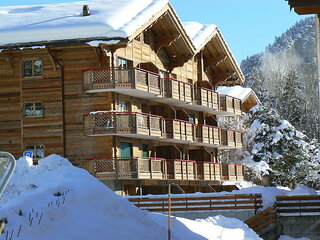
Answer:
[
  {"left": 23, "top": 60, "right": 42, "bottom": 77},
  {"left": 24, "top": 102, "right": 44, "bottom": 117}
]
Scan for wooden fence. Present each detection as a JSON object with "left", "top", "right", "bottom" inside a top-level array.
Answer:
[
  {"left": 245, "top": 195, "right": 320, "bottom": 233},
  {"left": 127, "top": 194, "right": 262, "bottom": 213}
]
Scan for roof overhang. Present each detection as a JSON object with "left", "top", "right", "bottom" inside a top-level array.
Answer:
[
  {"left": 286, "top": 0, "right": 320, "bottom": 14},
  {"left": 200, "top": 29, "right": 244, "bottom": 86}
]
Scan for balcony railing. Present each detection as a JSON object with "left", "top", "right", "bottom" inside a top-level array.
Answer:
[
  {"left": 220, "top": 129, "right": 243, "bottom": 148},
  {"left": 83, "top": 67, "right": 243, "bottom": 116},
  {"left": 84, "top": 112, "right": 243, "bottom": 148},
  {"left": 196, "top": 124, "right": 220, "bottom": 146},
  {"left": 83, "top": 157, "right": 245, "bottom": 181},
  {"left": 83, "top": 67, "right": 162, "bottom": 96},
  {"left": 163, "top": 78, "right": 193, "bottom": 103},
  {"left": 83, "top": 112, "right": 163, "bottom": 138},
  {"left": 220, "top": 95, "right": 242, "bottom": 115},
  {"left": 194, "top": 87, "right": 219, "bottom": 110},
  {"left": 165, "top": 119, "right": 194, "bottom": 142}
]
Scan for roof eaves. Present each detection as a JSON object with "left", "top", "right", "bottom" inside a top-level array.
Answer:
[
  {"left": 215, "top": 29, "right": 245, "bottom": 84},
  {"left": 0, "top": 37, "right": 129, "bottom": 51}
]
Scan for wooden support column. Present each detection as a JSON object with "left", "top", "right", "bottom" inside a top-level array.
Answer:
[{"left": 197, "top": 51, "right": 203, "bottom": 82}]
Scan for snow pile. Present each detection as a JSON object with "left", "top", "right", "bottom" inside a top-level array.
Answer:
[
  {"left": 150, "top": 213, "right": 261, "bottom": 240},
  {"left": 0, "top": 155, "right": 262, "bottom": 240},
  {"left": 0, "top": 0, "right": 168, "bottom": 46},
  {"left": 286, "top": 184, "right": 318, "bottom": 196}
]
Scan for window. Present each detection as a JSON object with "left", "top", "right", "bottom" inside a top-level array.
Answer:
[
  {"left": 118, "top": 100, "right": 130, "bottom": 112},
  {"left": 24, "top": 102, "right": 44, "bottom": 117},
  {"left": 189, "top": 114, "right": 196, "bottom": 124},
  {"left": 23, "top": 60, "right": 42, "bottom": 77},
  {"left": 25, "top": 145, "right": 45, "bottom": 160},
  {"left": 120, "top": 142, "right": 132, "bottom": 158},
  {"left": 142, "top": 144, "right": 149, "bottom": 158},
  {"left": 118, "top": 58, "right": 133, "bottom": 68}
]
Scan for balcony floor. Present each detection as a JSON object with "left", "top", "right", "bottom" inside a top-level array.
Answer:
[{"left": 86, "top": 88, "right": 163, "bottom": 100}]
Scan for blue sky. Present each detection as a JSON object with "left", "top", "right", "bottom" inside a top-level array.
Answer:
[{"left": 0, "top": 0, "right": 308, "bottom": 63}]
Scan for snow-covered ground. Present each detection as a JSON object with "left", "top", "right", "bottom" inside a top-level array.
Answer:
[{"left": 0, "top": 155, "right": 262, "bottom": 240}]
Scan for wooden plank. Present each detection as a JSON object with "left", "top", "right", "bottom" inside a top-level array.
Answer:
[
  {"left": 144, "top": 205, "right": 261, "bottom": 212},
  {"left": 277, "top": 208, "right": 320, "bottom": 213},
  {"left": 128, "top": 195, "right": 262, "bottom": 203},
  {"left": 134, "top": 199, "right": 262, "bottom": 208},
  {"left": 253, "top": 217, "right": 276, "bottom": 232},
  {"left": 276, "top": 202, "right": 320, "bottom": 207},
  {"left": 276, "top": 195, "right": 320, "bottom": 200}
]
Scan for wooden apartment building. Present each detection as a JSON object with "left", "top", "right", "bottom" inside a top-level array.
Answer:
[{"left": 0, "top": 0, "right": 258, "bottom": 195}]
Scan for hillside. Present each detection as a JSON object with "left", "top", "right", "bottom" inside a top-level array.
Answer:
[{"left": 241, "top": 17, "right": 319, "bottom": 140}]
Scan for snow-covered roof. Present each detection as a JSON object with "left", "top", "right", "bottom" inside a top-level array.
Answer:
[
  {"left": 217, "top": 86, "right": 261, "bottom": 104},
  {"left": 0, "top": 0, "right": 168, "bottom": 46},
  {"left": 183, "top": 21, "right": 245, "bottom": 83},
  {"left": 183, "top": 22, "right": 217, "bottom": 51}
]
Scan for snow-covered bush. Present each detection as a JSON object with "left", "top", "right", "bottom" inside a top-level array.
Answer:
[{"left": 242, "top": 105, "right": 320, "bottom": 189}]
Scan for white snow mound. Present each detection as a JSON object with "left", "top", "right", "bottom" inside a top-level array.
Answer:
[{"left": 0, "top": 154, "right": 262, "bottom": 240}]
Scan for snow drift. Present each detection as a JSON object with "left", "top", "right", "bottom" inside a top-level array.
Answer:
[{"left": 0, "top": 154, "right": 261, "bottom": 240}]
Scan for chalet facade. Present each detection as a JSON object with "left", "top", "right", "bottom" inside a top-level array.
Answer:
[{"left": 0, "top": 0, "right": 258, "bottom": 195}]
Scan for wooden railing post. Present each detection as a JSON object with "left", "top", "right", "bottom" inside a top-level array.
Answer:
[
  {"left": 133, "top": 68, "right": 137, "bottom": 89},
  {"left": 146, "top": 72, "right": 150, "bottom": 93},
  {"left": 150, "top": 158, "right": 153, "bottom": 179}
]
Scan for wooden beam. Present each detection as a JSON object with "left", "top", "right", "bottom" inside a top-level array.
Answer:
[
  {"left": 213, "top": 71, "right": 238, "bottom": 85},
  {"left": 169, "top": 55, "right": 191, "bottom": 71},
  {"left": 155, "top": 33, "right": 180, "bottom": 52},
  {"left": 5, "top": 54, "right": 14, "bottom": 74},
  {"left": 93, "top": 47, "right": 102, "bottom": 67},
  {"left": 204, "top": 54, "right": 227, "bottom": 71},
  {"left": 46, "top": 49, "right": 62, "bottom": 71}
]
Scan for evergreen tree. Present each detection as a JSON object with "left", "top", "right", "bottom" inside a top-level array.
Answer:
[{"left": 242, "top": 105, "right": 320, "bottom": 189}]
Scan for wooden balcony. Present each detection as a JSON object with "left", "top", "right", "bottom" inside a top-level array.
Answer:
[
  {"left": 158, "top": 78, "right": 193, "bottom": 104},
  {"left": 221, "top": 164, "right": 244, "bottom": 181},
  {"left": 166, "top": 160, "right": 196, "bottom": 180},
  {"left": 220, "top": 129, "right": 243, "bottom": 149},
  {"left": 84, "top": 158, "right": 245, "bottom": 182},
  {"left": 83, "top": 67, "right": 243, "bottom": 116},
  {"left": 196, "top": 124, "right": 220, "bottom": 147},
  {"left": 165, "top": 119, "right": 194, "bottom": 143},
  {"left": 83, "top": 112, "right": 163, "bottom": 139},
  {"left": 194, "top": 87, "right": 219, "bottom": 111},
  {"left": 202, "top": 162, "right": 222, "bottom": 181},
  {"left": 219, "top": 95, "right": 242, "bottom": 116},
  {"left": 83, "top": 67, "right": 162, "bottom": 99}
]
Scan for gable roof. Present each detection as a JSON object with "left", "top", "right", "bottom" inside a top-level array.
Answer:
[
  {"left": 183, "top": 21, "right": 245, "bottom": 85},
  {"left": 0, "top": 0, "right": 169, "bottom": 47}
]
